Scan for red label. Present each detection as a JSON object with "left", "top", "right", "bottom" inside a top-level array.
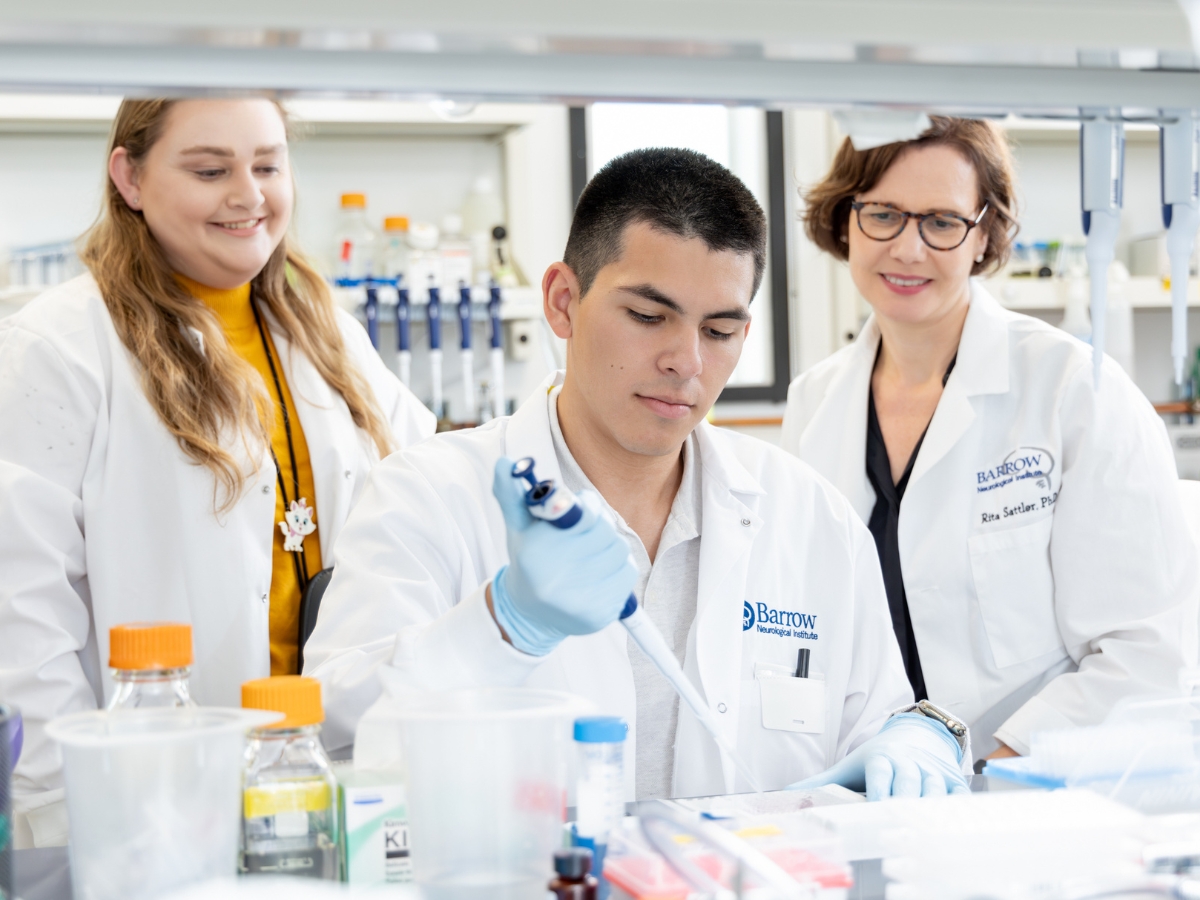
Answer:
[{"left": 340, "top": 240, "right": 353, "bottom": 263}]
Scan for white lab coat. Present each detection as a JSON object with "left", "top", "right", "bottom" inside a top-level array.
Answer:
[
  {"left": 304, "top": 371, "right": 914, "bottom": 800},
  {"left": 781, "top": 282, "right": 1197, "bottom": 757},
  {"left": 0, "top": 274, "right": 435, "bottom": 843}
]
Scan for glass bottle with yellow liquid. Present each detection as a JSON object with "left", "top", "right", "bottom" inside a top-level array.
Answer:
[{"left": 240, "top": 676, "right": 338, "bottom": 879}]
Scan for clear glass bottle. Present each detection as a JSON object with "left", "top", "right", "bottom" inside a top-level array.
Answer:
[
  {"left": 105, "top": 622, "right": 195, "bottom": 710},
  {"left": 240, "top": 676, "right": 338, "bottom": 880},
  {"left": 406, "top": 221, "right": 442, "bottom": 299},
  {"left": 382, "top": 216, "right": 411, "bottom": 282},
  {"left": 439, "top": 213, "right": 474, "bottom": 290},
  {"left": 333, "top": 193, "right": 379, "bottom": 283}
]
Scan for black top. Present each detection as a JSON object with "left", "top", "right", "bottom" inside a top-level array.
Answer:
[{"left": 865, "top": 355, "right": 956, "bottom": 701}]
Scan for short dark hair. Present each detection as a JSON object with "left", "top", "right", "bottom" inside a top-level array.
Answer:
[{"left": 563, "top": 148, "right": 767, "bottom": 299}]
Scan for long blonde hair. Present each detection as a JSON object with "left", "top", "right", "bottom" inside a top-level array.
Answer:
[{"left": 82, "top": 98, "right": 394, "bottom": 511}]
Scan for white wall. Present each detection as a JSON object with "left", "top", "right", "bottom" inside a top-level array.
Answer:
[
  {"left": 289, "top": 133, "right": 505, "bottom": 274},
  {"left": 0, "top": 131, "right": 108, "bottom": 253},
  {"left": 1009, "top": 130, "right": 1165, "bottom": 260}
]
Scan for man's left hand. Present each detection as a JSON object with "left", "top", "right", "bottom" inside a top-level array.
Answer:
[{"left": 786, "top": 713, "right": 970, "bottom": 800}]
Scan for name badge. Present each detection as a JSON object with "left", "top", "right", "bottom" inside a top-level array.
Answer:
[{"left": 756, "top": 662, "right": 826, "bottom": 734}]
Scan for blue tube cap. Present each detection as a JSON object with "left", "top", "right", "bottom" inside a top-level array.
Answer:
[{"left": 574, "top": 716, "right": 627, "bottom": 743}]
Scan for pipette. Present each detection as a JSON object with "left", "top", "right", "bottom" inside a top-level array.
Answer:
[
  {"left": 364, "top": 280, "right": 380, "bottom": 349},
  {"left": 1161, "top": 108, "right": 1200, "bottom": 385},
  {"left": 396, "top": 276, "right": 412, "bottom": 387},
  {"left": 510, "top": 457, "right": 765, "bottom": 795},
  {"left": 1080, "top": 106, "right": 1125, "bottom": 389},
  {"left": 427, "top": 278, "right": 443, "bottom": 420},
  {"left": 488, "top": 281, "right": 505, "bottom": 420},
  {"left": 458, "top": 282, "right": 474, "bottom": 422}
]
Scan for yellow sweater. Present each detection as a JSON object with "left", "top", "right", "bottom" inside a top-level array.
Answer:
[{"left": 181, "top": 275, "right": 322, "bottom": 676}]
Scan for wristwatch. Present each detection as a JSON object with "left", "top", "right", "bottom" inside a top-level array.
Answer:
[{"left": 894, "top": 699, "right": 970, "bottom": 757}]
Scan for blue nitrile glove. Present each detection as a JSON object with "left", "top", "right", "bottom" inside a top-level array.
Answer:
[
  {"left": 786, "top": 713, "right": 969, "bottom": 800},
  {"left": 490, "top": 456, "right": 637, "bottom": 656}
]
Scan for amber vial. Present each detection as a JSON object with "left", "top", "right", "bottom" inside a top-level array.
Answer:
[{"left": 549, "top": 847, "right": 598, "bottom": 900}]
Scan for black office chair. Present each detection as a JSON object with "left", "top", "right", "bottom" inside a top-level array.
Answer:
[{"left": 297, "top": 567, "right": 334, "bottom": 672}]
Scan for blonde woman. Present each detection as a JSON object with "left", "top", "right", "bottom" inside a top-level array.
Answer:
[{"left": 0, "top": 98, "right": 435, "bottom": 846}]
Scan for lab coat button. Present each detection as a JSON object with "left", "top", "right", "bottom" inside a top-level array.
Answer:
[
  {"left": 740, "top": 518, "right": 751, "bottom": 527},
  {"left": 260, "top": 593, "right": 267, "bottom": 603},
  {"left": 717, "top": 703, "right": 728, "bottom": 713},
  {"left": 344, "top": 470, "right": 352, "bottom": 478},
  {"left": 262, "top": 485, "right": 270, "bottom": 494}
]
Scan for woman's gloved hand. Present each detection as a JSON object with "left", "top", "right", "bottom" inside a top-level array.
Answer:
[
  {"left": 489, "top": 456, "right": 637, "bottom": 656},
  {"left": 786, "top": 713, "right": 970, "bottom": 800}
]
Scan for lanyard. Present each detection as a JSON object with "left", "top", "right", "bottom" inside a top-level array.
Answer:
[{"left": 250, "top": 296, "right": 312, "bottom": 592}]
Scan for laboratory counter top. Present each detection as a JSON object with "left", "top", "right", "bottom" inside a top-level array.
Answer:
[
  {"left": 13, "top": 847, "right": 887, "bottom": 900},
  {"left": 17, "top": 779, "right": 999, "bottom": 900}
]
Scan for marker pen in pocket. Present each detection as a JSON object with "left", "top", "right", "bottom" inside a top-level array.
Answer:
[{"left": 795, "top": 647, "right": 810, "bottom": 679}]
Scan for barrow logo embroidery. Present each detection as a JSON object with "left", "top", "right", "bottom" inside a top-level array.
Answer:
[
  {"left": 744, "top": 601, "right": 818, "bottom": 640},
  {"left": 975, "top": 446, "right": 1055, "bottom": 493}
]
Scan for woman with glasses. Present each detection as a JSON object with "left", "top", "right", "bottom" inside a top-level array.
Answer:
[{"left": 781, "top": 116, "right": 1195, "bottom": 768}]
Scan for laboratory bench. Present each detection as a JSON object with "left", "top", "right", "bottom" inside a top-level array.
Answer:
[
  {"left": 12, "top": 776, "right": 993, "bottom": 900},
  {"left": 11, "top": 847, "right": 886, "bottom": 900}
]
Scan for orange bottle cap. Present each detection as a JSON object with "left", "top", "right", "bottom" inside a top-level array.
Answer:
[
  {"left": 340, "top": 193, "right": 367, "bottom": 209},
  {"left": 384, "top": 216, "right": 410, "bottom": 232},
  {"left": 109, "top": 622, "right": 193, "bottom": 670},
  {"left": 242, "top": 676, "right": 324, "bottom": 729}
]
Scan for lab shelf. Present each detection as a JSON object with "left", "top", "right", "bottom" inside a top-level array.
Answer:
[{"left": 990, "top": 275, "right": 1200, "bottom": 311}]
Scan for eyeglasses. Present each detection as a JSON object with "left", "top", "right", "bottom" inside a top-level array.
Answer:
[{"left": 850, "top": 201, "right": 989, "bottom": 251}]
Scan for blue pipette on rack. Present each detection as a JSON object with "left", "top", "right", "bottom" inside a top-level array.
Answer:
[
  {"left": 396, "top": 275, "right": 412, "bottom": 387},
  {"left": 488, "top": 281, "right": 505, "bottom": 420},
  {"left": 459, "top": 282, "right": 474, "bottom": 422},
  {"left": 427, "top": 278, "right": 443, "bottom": 420},
  {"left": 510, "top": 457, "right": 764, "bottom": 794},
  {"left": 364, "top": 279, "right": 380, "bottom": 349}
]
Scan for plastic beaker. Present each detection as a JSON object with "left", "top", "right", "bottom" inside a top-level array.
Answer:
[
  {"left": 392, "top": 688, "right": 578, "bottom": 900},
  {"left": 46, "top": 707, "right": 280, "bottom": 900}
]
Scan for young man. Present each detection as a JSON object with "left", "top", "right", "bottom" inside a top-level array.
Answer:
[{"left": 304, "top": 148, "right": 968, "bottom": 800}]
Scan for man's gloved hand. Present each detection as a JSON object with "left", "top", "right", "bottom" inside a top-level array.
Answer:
[
  {"left": 786, "top": 713, "right": 970, "bottom": 800},
  {"left": 489, "top": 456, "right": 637, "bottom": 656}
]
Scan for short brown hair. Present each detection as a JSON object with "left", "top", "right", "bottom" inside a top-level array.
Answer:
[{"left": 803, "top": 116, "right": 1018, "bottom": 276}]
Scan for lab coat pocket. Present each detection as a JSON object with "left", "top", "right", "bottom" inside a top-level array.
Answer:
[
  {"left": 756, "top": 664, "right": 826, "bottom": 734},
  {"left": 968, "top": 517, "right": 1061, "bottom": 668}
]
